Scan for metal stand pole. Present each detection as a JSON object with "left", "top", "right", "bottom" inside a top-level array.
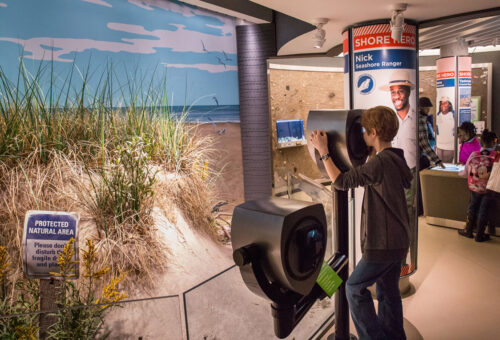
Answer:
[{"left": 328, "top": 189, "right": 356, "bottom": 340}]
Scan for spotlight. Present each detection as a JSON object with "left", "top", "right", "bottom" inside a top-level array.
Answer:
[
  {"left": 312, "top": 18, "right": 328, "bottom": 49},
  {"left": 314, "top": 29, "right": 326, "bottom": 49},
  {"left": 390, "top": 3, "right": 407, "bottom": 42}
]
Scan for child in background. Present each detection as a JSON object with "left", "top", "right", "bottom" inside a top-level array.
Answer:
[
  {"left": 458, "top": 122, "right": 481, "bottom": 164},
  {"left": 458, "top": 129, "right": 498, "bottom": 242}
]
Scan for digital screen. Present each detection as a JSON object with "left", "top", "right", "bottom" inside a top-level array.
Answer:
[
  {"left": 276, "top": 119, "right": 306, "bottom": 148},
  {"left": 431, "top": 163, "right": 465, "bottom": 172}
]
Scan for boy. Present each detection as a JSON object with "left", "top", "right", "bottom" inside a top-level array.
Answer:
[{"left": 310, "top": 106, "right": 412, "bottom": 340}]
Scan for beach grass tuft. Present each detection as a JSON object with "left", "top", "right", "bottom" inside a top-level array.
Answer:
[{"left": 0, "top": 58, "right": 223, "bottom": 291}]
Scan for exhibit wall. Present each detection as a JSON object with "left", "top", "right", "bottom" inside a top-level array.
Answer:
[
  {"left": 268, "top": 67, "right": 344, "bottom": 189},
  {"left": 0, "top": 0, "right": 239, "bottom": 121}
]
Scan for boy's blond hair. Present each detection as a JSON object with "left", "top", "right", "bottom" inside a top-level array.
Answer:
[{"left": 361, "top": 106, "right": 399, "bottom": 142}]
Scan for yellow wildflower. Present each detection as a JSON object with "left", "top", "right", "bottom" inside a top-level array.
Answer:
[
  {"left": 49, "top": 238, "right": 78, "bottom": 278},
  {"left": 95, "top": 273, "right": 128, "bottom": 309},
  {"left": 0, "top": 246, "right": 11, "bottom": 282},
  {"left": 82, "top": 239, "right": 109, "bottom": 279},
  {"left": 15, "top": 324, "right": 38, "bottom": 340}
]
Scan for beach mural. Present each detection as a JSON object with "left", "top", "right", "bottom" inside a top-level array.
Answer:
[{"left": 0, "top": 0, "right": 240, "bottom": 122}]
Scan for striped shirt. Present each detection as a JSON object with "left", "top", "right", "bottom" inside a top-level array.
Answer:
[{"left": 418, "top": 113, "right": 442, "bottom": 166}]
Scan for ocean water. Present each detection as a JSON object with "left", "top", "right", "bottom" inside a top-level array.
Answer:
[{"left": 170, "top": 105, "right": 240, "bottom": 123}]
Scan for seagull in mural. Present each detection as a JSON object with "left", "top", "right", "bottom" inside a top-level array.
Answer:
[
  {"left": 222, "top": 50, "right": 232, "bottom": 61},
  {"left": 201, "top": 40, "right": 207, "bottom": 52},
  {"left": 217, "top": 128, "right": 226, "bottom": 135},
  {"left": 212, "top": 96, "right": 219, "bottom": 106},
  {"left": 216, "top": 56, "right": 226, "bottom": 69}
]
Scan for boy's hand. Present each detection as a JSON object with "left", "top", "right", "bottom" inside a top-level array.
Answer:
[{"left": 310, "top": 130, "right": 329, "bottom": 155}]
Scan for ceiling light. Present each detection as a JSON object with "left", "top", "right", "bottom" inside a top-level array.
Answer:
[
  {"left": 390, "top": 3, "right": 407, "bottom": 42},
  {"left": 312, "top": 18, "right": 328, "bottom": 49}
]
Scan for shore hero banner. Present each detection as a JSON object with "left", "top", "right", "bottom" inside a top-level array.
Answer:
[
  {"left": 23, "top": 211, "right": 79, "bottom": 279},
  {"left": 353, "top": 24, "right": 416, "bottom": 50},
  {"left": 352, "top": 22, "right": 417, "bottom": 169}
]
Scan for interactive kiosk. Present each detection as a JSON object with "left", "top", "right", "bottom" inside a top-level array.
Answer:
[{"left": 232, "top": 109, "right": 368, "bottom": 339}]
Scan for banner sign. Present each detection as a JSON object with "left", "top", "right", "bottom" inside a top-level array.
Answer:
[
  {"left": 352, "top": 23, "right": 417, "bottom": 170},
  {"left": 435, "top": 56, "right": 471, "bottom": 151},
  {"left": 458, "top": 57, "right": 472, "bottom": 125},
  {"left": 436, "top": 57, "right": 456, "bottom": 152},
  {"left": 343, "top": 30, "right": 350, "bottom": 109},
  {"left": 23, "top": 211, "right": 79, "bottom": 279}
]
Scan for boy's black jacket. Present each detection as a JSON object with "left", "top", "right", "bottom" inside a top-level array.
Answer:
[{"left": 334, "top": 148, "right": 412, "bottom": 262}]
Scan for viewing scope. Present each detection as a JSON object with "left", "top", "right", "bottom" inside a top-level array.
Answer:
[{"left": 231, "top": 197, "right": 347, "bottom": 338}]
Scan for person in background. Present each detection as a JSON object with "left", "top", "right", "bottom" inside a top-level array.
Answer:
[
  {"left": 436, "top": 96, "right": 455, "bottom": 162},
  {"left": 418, "top": 97, "right": 445, "bottom": 216},
  {"left": 310, "top": 106, "right": 411, "bottom": 340},
  {"left": 419, "top": 97, "right": 437, "bottom": 151},
  {"left": 458, "top": 129, "right": 497, "bottom": 242},
  {"left": 419, "top": 97, "right": 444, "bottom": 169},
  {"left": 458, "top": 121, "right": 481, "bottom": 164}
]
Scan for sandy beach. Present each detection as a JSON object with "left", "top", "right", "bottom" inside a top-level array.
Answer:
[{"left": 194, "top": 122, "right": 245, "bottom": 211}]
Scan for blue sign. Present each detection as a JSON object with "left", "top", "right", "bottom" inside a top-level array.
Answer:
[
  {"left": 23, "top": 211, "right": 79, "bottom": 279},
  {"left": 459, "top": 78, "right": 471, "bottom": 87},
  {"left": 357, "top": 74, "right": 375, "bottom": 95},
  {"left": 437, "top": 78, "right": 455, "bottom": 88},
  {"left": 353, "top": 49, "right": 416, "bottom": 71},
  {"left": 459, "top": 108, "right": 472, "bottom": 125}
]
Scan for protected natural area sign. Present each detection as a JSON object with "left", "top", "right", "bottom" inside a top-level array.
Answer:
[{"left": 22, "top": 211, "right": 79, "bottom": 279}]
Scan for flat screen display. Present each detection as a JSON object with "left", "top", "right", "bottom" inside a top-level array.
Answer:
[{"left": 276, "top": 119, "right": 307, "bottom": 149}]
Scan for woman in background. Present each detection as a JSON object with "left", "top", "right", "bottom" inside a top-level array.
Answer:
[
  {"left": 458, "top": 121, "right": 481, "bottom": 164},
  {"left": 436, "top": 97, "right": 456, "bottom": 162}
]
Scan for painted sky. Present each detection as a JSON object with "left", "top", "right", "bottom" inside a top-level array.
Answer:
[{"left": 0, "top": 0, "right": 239, "bottom": 106}]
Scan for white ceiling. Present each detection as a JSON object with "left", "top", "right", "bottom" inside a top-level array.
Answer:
[{"left": 250, "top": 0, "right": 500, "bottom": 55}]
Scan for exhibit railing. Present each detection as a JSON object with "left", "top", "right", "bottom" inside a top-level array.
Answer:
[{"left": 182, "top": 265, "right": 335, "bottom": 340}]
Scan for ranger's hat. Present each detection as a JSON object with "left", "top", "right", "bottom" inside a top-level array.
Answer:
[
  {"left": 379, "top": 69, "right": 415, "bottom": 91},
  {"left": 440, "top": 96, "right": 451, "bottom": 103}
]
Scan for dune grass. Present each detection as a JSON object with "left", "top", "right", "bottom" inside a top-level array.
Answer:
[{"left": 0, "top": 58, "right": 221, "bottom": 291}]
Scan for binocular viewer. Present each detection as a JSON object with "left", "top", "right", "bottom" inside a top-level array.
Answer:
[
  {"left": 232, "top": 197, "right": 347, "bottom": 338},
  {"left": 306, "top": 109, "right": 369, "bottom": 173},
  {"left": 231, "top": 110, "right": 369, "bottom": 338}
]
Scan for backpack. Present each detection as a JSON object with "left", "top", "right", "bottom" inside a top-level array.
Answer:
[{"left": 467, "top": 150, "right": 497, "bottom": 193}]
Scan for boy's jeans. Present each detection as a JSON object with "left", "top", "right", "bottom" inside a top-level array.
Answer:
[{"left": 346, "top": 258, "right": 406, "bottom": 340}]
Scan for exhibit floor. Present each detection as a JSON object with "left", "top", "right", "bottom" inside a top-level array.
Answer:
[{"left": 322, "top": 217, "right": 500, "bottom": 340}]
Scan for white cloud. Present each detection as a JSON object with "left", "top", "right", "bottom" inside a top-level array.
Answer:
[
  {"left": 108, "top": 22, "right": 237, "bottom": 54},
  {"left": 82, "top": 0, "right": 112, "bottom": 7},
  {"left": 127, "top": 0, "right": 153, "bottom": 11},
  {"left": 0, "top": 37, "right": 153, "bottom": 62},
  {"left": 127, "top": 0, "right": 236, "bottom": 30},
  {"left": 162, "top": 62, "right": 236, "bottom": 73},
  {"left": 0, "top": 3, "right": 237, "bottom": 63},
  {"left": 0, "top": 3, "right": 7, "bottom": 7},
  {"left": 0, "top": 20, "right": 236, "bottom": 62}
]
